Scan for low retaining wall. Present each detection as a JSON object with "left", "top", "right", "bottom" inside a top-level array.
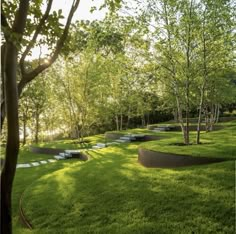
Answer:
[
  {"left": 71, "top": 152, "right": 88, "bottom": 161},
  {"left": 29, "top": 146, "right": 65, "bottom": 155},
  {"left": 138, "top": 148, "right": 225, "bottom": 168},
  {"left": 29, "top": 146, "right": 89, "bottom": 161},
  {"left": 143, "top": 135, "right": 162, "bottom": 141}
]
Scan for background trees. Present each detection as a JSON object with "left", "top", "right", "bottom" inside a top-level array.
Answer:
[{"left": 143, "top": 0, "right": 235, "bottom": 144}]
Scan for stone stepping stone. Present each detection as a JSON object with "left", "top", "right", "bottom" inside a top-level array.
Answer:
[
  {"left": 120, "top": 136, "right": 132, "bottom": 140},
  {"left": 106, "top": 142, "right": 120, "bottom": 145},
  {"left": 64, "top": 150, "right": 80, "bottom": 154},
  {"left": 48, "top": 159, "right": 57, "bottom": 163},
  {"left": 54, "top": 155, "right": 65, "bottom": 160},
  {"left": 31, "top": 162, "right": 40, "bottom": 166},
  {"left": 115, "top": 139, "right": 130, "bottom": 143},
  {"left": 92, "top": 145, "right": 103, "bottom": 149},
  {"left": 39, "top": 160, "right": 48, "bottom": 164},
  {"left": 122, "top": 135, "right": 136, "bottom": 140},
  {"left": 17, "top": 163, "right": 31, "bottom": 168},
  {"left": 96, "top": 143, "right": 106, "bottom": 147}
]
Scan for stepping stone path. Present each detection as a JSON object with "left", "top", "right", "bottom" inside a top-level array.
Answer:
[
  {"left": 16, "top": 164, "right": 31, "bottom": 168},
  {"left": 16, "top": 134, "right": 145, "bottom": 169},
  {"left": 31, "top": 162, "right": 40, "bottom": 166},
  {"left": 16, "top": 159, "right": 56, "bottom": 169}
]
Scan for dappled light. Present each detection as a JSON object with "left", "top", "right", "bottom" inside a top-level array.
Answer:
[{"left": 1, "top": 0, "right": 235, "bottom": 233}]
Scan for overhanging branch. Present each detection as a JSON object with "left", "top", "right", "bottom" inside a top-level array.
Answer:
[
  {"left": 18, "top": 0, "right": 81, "bottom": 96},
  {"left": 19, "top": 0, "right": 54, "bottom": 76}
]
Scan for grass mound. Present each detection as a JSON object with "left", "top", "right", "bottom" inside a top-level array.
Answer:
[
  {"left": 21, "top": 143, "right": 234, "bottom": 233},
  {"left": 139, "top": 123, "right": 236, "bottom": 160},
  {"left": 13, "top": 121, "right": 235, "bottom": 233}
]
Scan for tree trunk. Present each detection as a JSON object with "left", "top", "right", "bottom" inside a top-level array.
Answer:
[
  {"left": 35, "top": 110, "right": 39, "bottom": 143},
  {"left": 173, "top": 109, "right": 178, "bottom": 122},
  {"left": 126, "top": 105, "right": 131, "bottom": 129},
  {"left": 1, "top": 41, "right": 20, "bottom": 234},
  {"left": 185, "top": 81, "right": 190, "bottom": 145},
  {"left": 175, "top": 95, "right": 188, "bottom": 144},
  {"left": 1, "top": 45, "right": 6, "bottom": 132},
  {"left": 120, "top": 112, "right": 123, "bottom": 131},
  {"left": 216, "top": 104, "right": 220, "bottom": 123},
  {"left": 204, "top": 106, "right": 210, "bottom": 132},
  {"left": 141, "top": 114, "right": 146, "bottom": 128},
  {"left": 209, "top": 103, "right": 215, "bottom": 131},
  {"left": 115, "top": 114, "right": 119, "bottom": 131},
  {"left": 196, "top": 93, "right": 204, "bottom": 144},
  {"left": 23, "top": 113, "right": 27, "bottom": 145}
]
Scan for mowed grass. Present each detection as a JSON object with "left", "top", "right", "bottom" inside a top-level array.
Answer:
[
  {"left": 32, "top": 134, "right": 109, "bottom": 150},
  {"left": 140, "top": 122, "right": 236, "bottom": 159},
  {"left": 12, "top": 121, "right": 235, "bottom": 233}
]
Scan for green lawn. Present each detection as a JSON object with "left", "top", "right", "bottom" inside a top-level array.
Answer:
[
  {"left": 12, "top": 121, "right": 235, "bottom": 233},
  {"left": 140, "top": 122, "right": 236, "bottom": 159},
  {"left": 31, "top": 134, "right": 110, "bottom": 150}
]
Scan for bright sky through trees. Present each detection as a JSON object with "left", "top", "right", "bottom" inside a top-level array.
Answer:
[{"left": 31, "top": 0, "right": 107, "bottom": 59}]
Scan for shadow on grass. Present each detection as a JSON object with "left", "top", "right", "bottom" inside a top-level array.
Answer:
[{"left": 21, "top": 142, "right": 235, "bottom": 234}]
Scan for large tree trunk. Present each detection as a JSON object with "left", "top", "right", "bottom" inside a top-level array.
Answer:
[
  {"left": 1, "top": 45, "right": 6, "bottom": 132},
  {"left": 1, "top": 1, "right": 30, "bottom": 232},
  {"left": 1, "top": 41, "right": 20, "bottom": 234},
  {"left": 23, "top": 113, "right": 27, "bottom": 145}
]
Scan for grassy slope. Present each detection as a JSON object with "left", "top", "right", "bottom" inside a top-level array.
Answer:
[
  {"left": 13, "top": 122, "right": 235, "bottom": 233},
  {"left": 31, "top": 135, "right": 109, "bottom": 150},
  {"left": 140, "top": 122, "right": 236, "bottom": 159}
]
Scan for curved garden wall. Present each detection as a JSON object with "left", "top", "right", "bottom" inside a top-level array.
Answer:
[{"left": 138, "top": 148, "right": 225, "bottom": 168}]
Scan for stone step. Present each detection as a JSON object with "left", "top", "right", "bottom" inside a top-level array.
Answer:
[
  {"left": 64, "top": 150, "right": 80, "bottom": 154},
  {"left": 54, "top": 155, "right": 65, "bottom": 160},
  {"left": 115, "top": 139, "right": 130, "bottom": 143},
  {"left": 31, "top": 162, "right": 41, "bottom": 166},
  {"left": 97, "top": 143, "right": 106, "bottom": 147},
  {"left": 92, "top": 145, "right": 103, "bottom": 149},
  {"left": 39, "top": 160, "right": 48, "bottom": 164},
  {"left": 106, "top": 142, "right": 120, "bottom": 145},
  {"left": 16, "top": 163, "right": 31, "bottom": 168},
  {"left": 48, "top": 159, "right": 57, "bottom": 163}
]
